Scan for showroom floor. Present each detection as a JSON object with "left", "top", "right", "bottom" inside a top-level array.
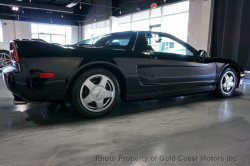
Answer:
[{"left": 0, "top": 73, "right": 250, "bottom": 166}]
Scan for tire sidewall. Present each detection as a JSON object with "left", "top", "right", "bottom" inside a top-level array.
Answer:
[
  {"left": 72, "top": 68, "right": 120, "bottom": 117},
  {"left": 217, "top": 67, "right": 238, "bottom": 97}
]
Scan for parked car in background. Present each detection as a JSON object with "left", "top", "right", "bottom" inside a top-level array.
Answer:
[
  {"left": 0, "top": 42, "right": 10, "bottom": 68},
  {"left": 2, "top": 31, "right": 245, "bottom": 117}
]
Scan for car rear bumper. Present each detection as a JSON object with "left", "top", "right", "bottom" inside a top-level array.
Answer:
[
  {"left": 2, "top": 64, "right": 36, "bottom": 101},
  {"left": 2, "top": 64, "right": 65, "bottom": 102}
]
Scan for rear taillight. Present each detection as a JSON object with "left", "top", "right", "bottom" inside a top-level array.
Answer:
[{"left": 10, "top": 42, "right": 19, "bottom": 62}]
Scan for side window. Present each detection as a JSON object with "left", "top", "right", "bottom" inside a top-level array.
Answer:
[
  {"left": 94, "top": 34, "right": 131, "bottom": 46},
  {"left": 146, "top": 33, "right": 193, "bottom": 56}
]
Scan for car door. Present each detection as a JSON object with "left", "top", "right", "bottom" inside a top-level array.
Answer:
[{"left": 145, "top": 32, "right": 216, "bottom": 94}]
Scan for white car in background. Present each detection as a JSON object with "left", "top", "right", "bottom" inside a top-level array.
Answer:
[{"left": 0, "top": 42, "right": 11, "bottom": 69}]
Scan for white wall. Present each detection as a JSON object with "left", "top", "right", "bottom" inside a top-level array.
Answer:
[
  {"left": 187, "top": 0, "right": 212, "bottom": 52},
  {"left": 1, "top": 20, "right": 16, "bottom": 42},
  {"left": 1, "top": 20, "right": 32, "bottom": 41},
  {"left": 15, "top": 21, "right": 32, "bottom": 40}
]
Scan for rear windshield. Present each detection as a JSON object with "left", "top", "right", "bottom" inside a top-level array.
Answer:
[
  {"left": 75, "top": 32, "right": 132, "bottom": 46},
  {"left": 94, "top": 34, "right": 131, "bottom": 46}
]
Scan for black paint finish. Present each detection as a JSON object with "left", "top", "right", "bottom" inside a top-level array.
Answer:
[{"left": 2, "top": 31, "right": 244, "bottom": 103}]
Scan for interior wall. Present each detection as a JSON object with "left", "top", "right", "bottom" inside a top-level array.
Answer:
[
  {"left": 1, "top": 20, "right": 16, "bottom": 42},
  {"left": 15, "top": 21, "right": 32, "bottom": 40},
  {"left": 187, "top": 0, "right": 212, "bottom": 52}
]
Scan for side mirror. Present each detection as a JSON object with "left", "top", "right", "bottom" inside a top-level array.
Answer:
[
  {"left": 144, "top": 45, "right": 154, "bottom": 51},
  {"left": 198, "top": 50, "right": 208, "bottom": 59}
]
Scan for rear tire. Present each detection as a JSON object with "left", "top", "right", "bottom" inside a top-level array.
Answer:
[
  {"left": 69, "top": 68, "right": 120, "bottom": 118},
  {"left": 214, "top": 67, "right": 238, "bottom": 97}
]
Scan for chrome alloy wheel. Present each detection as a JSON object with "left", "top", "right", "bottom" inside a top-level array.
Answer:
[
  {"left": 80, "top": 74, "right": 115, "bottom": 112},
  {"left": 0, "top": 52, "right": 11, "bottom": 68},
  {"left": 220, "top": 71, "right": 236, "bottom": 95}
]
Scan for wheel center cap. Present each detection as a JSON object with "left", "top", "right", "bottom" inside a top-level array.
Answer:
[{"left": 91, "top": 86, "right": 105, "bottom": 101}]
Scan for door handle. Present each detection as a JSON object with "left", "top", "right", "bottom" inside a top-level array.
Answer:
[{"left": 142, "top": 51, "right": 152, "bottom": 55}]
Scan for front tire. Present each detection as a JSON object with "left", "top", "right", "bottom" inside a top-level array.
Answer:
[
  {"left": 69, "top": 68, "right": 120, "bottom": 118},
  {"left": 214, "top": 67, "right": 238, "bottom": 97}
]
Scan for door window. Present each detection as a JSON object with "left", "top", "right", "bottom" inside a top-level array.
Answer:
[{"left": 146, "top": 33, "right": 193, "bottom": 56}]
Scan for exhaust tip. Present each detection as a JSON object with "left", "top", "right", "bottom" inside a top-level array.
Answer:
[{"left": 13, "top": 100, "right": 27, "bottom": 105}]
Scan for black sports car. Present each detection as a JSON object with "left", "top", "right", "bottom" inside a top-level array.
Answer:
[{"left": 2, "top": 31, "right": 244, "bottom": 117}]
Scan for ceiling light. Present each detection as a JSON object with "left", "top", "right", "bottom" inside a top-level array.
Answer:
[
  {"left": 119, "top": 9, "right": 121, "bottom": 15},
  {"left": 18, "top": 15, "right": 19, "bottom": 20},
  {"left": 62, "top": 13, "right": 63, "bottom": 18},
  {"left": 12, "top": 7, "right": 19, "bottom": 11},
  {"left": 66, "top": 3, "right": 77, "bottom": 8},
  {"left": 80, "top": 4, "right": 82, "bottom": 9}
]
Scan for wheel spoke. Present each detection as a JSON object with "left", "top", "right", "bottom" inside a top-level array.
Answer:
[
  {"left": 96, "top": 100, "right": 104, "bottom": 110},
  {"left": 82, "top": 95, "right": 94, "bottom": 104},
  {"left": 230, "top": 82, "right": 234, "bottom": 87},
  {"left": 99, "top": 77, "right": 108, "bottom": 87},
  {"left": 229, "top": 76, "right": 233, "bottom": 82},
  {"left": 105, "top": 90, "right": 113, "bottom": 98},
  {"left": 223, "top": 83, "right": 227, "bottom": 88},
  {"left": 84, "top": 79, "right": 95, "bottom": 90}
]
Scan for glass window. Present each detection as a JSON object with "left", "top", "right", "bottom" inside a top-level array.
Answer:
[
  {"left": 97, "top": 21, "right": 105, "bottom": 28},
  {"left": 146, "top": 33, "right": 193, "bottom": 56},
  {"left": 118, "top": 15, "right": 131, "bottom": 24},
  {"left": 32, "top": 33, "right": 38, "bottom": 39},
  {"left": 106, "top": 20, "right": 110, "bottom": 26},
  {"left": 92, "top": 23, "right": 96, "bottom": 29},
  {"left": 106, "top": 27, "right": 110, "bottom": 34},
  {"left": 83, "top": 19, "right": 110, "bottom": 40},
  {"left": 162, "top": 12, "right": 189, "bottom": 42},
  {"left": 31, "top": 23, "right": 38, "bottom": 33},
  {"left": 96, "top": 27, "right": 106, "bottom": 36},
  {"left": 91, "top": 28, "right": 96, "bottom": 37},
  {"left": 132, "top": 10, "right": 149, "bottom": 21},
  {"left": 84, "top": 24, "right": 92, "bottom": 40},
  {"left": 132, "top": 20, "right": 149, "bottom": 31},
  {"left": 117, "top": 23, "right": 131, "bottom": 32},
  {"left": 163, "top": 1, "right": 189, "bottom": 16},
  {"left": 151, "top": 8, "right": 161, "bottom": 18},
  {"left": 150, "top": 17, "right": 161, "bottom": 25},
  {"left": 31, "top": 23, "right": 71, "bottom": 45},
  {"left": 94, "top": 34, "right": 132, "bottom": 46}
]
